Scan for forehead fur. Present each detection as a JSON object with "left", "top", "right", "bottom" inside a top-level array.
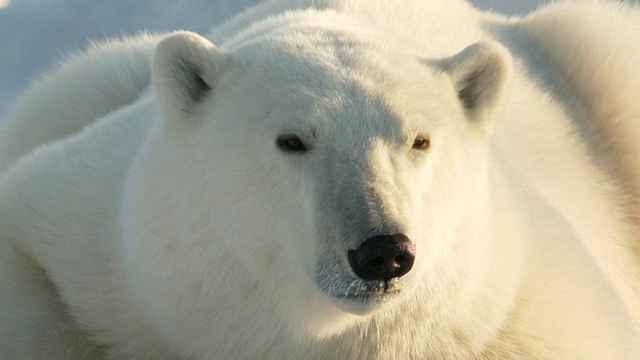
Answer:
[{"left": 216, "top": 17, "right": 454, "bottom": 146}]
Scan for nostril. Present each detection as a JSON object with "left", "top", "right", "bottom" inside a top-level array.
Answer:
[
  {"left": 393, "top": 254, "right": 411, "bottom": 268},
  {"left": 348, "top": 233, "right": 416, "bottom": 282},
  {"left": 367, "top": 257, "right": 385, "bottom": 267}
]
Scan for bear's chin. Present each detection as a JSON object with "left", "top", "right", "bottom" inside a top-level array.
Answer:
[{"left": 331, "top": 294, "right": 397, "bottom": 315}]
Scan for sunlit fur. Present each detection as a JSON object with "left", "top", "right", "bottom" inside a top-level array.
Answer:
[{"left": 0, "top": 0, "right": 639, "bottom": 359}]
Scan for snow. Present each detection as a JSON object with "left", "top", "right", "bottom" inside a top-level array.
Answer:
[{"left": 0, "top": 0, "right": 549, "bottom": 117}]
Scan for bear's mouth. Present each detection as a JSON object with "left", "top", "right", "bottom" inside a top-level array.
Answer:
[
  {"left": 314, "top": 259, "right": 409, "bottom": 314},
  {"left": 330, "top": 279, "right": 400, "bottom": 299},
  {"left": 323, "top": 279, "right": 404, "bottom": 314}
]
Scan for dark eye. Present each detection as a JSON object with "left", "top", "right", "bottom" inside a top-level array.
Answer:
[
  {"left": 412, "top": 135, "right": 430, "bottom": 150},
  {"left": 276, "top": 134, "right": 308, "bottom": 153}
]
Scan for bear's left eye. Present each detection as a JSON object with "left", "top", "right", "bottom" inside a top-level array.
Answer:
[
  {"left": 276, "top": 134, "right": 308, "bottom": 153},
  {"left": 412, "top": 135, "right": 430, "bottom": 150}
]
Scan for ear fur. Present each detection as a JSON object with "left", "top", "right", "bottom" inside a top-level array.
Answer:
[
  {"left": 152, "top": 31, "right": 225, "bottom": 126},
  {"left": 444, "top": 42, "right": 512, "bottom": 125}
]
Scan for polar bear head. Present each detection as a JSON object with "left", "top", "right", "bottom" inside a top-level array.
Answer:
[{"left": 122, "top": 21, "right": 511, "bottom": 350}]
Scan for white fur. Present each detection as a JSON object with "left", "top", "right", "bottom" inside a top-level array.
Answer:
[
  {"left": 0, "top": 34, "right": 161, "bottom": 173},
  {"left": 1, "top": 0, "right": 639, "bottom": 359}
]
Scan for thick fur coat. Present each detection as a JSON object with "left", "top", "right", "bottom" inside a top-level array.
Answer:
[{"left": 0, "top": 0, "right": 639, "bottom": 358}]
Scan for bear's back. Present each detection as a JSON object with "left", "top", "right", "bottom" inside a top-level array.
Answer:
[{"left": 0, "top": 34, "right": 160, "bottom": 174}]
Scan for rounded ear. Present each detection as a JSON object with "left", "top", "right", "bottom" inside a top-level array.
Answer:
[
  {"left": 443, "top": 42, "right": 512, "bottom": 126},
  {"left": 152, "top": 31, "right": 225, "bottom": 129}
]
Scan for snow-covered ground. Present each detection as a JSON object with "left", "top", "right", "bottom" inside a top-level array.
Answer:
[{"left": 0, "top": 0, "right": 549, "bottom": 116}]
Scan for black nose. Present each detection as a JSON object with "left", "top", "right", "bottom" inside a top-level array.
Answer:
[{"left": 348, "top": 234, "right": 416, "bottom": 282}]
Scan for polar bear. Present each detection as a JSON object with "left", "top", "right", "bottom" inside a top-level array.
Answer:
[{"left": 1, "top": 0, "right": 640, "bottom": 359}]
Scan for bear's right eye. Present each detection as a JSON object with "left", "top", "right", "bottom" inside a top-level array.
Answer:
[{"left": 276, "top": 134, "right": 308, "bottom": 153}]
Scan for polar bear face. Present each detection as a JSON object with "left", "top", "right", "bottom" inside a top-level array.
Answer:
[{"left": 123, "top": 27, "right": 510, "bottom": 345}]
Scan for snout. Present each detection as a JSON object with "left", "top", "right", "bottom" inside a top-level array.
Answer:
[{"left": 348, "top": 234, "right": 415, "bottom": 282}]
